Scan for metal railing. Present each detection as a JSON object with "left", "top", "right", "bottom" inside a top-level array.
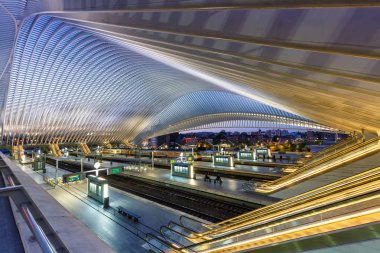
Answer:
[
  {"left": 257, "top": 137, "right": 380, "bottom": 192},
  {"left": 147, "top": 189, "right": 380, "bottom": 252},
  {"left": 159, "top": 165, "right": 380, "bottom": 242},
  {"left": 21, "top": 205, "right": 57, "bottom": 253},
  {"left": 146, "top": 233, "right": 182, "bottom": 253},
  {"left": 284, "top": 136, "right": 359, "bottom": 172},
  {"left": 184, "top": 191, "right": 380, "bottom": 252},
  {"left": 0, "top": 154, "right": 69, "bottom": 253}
]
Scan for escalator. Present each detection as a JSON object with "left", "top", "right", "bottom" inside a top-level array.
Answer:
[{"left": 145, "top": 166, "right": 380, "bottom": 252}]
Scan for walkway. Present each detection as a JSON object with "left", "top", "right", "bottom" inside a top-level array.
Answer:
[
  {"left": 79, "top": 157, "right": 278, "bottom": 205},
  {"left": 17, "top": 158, "right": 211, "bottom": 252}
]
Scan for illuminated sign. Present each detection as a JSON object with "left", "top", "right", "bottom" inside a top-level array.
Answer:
[
  {"left": 111, "top": 168, "right": 122, "bottom": 174},
  {"left": 63, "top": 173, "right": 82, "bottom": 183},
  {"left": 107, "top": 167, "right": 123, "bottom": 175},
  {"left": 68, "top": 174, "right": 80, "bottom": 182}
]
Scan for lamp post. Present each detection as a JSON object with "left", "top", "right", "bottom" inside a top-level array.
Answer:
[
  {"left": 56, "top": 158, "right": 59, "bottom": 183},
  {"left": 94, "top": 162, "right": 101, "bottom": 177},
  {"left": 151, "top": 150, "right": 154, "bottom": 169}
]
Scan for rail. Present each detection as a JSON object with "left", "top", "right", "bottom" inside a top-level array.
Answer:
[
  {"left": 160, "top": 226, "right": 190, "bottom": 247},
  {"left": 156, "top": 168, "right": 380, "bottom": 251},
  {"left": 180, "top": 215, "right": 214, "bottom": 232},
  {"left": 145, "top": 233, "right": 181, "bottom": 253},
  {"left": 168, "top": 221, "right": 200, "bottom": 238},
  {"left": 21, "top": 205, "right": 57, "bottom": 253},
  {"left": 0, "top": 185, "right": 65, "bottom": 253},
  {"left": 257, "top": 137, "right": 380, "bottom": 193},
  {"left": 164, "top": 165, "right": 380, "bottom": 240},
  {"left": 183, "top": 190, "right": 380, "bottom": 252},
  {"left": 312, "top": 136, "right": 357, "bottom": 158},
  {"left": 284, "top": 136, "right": 359, "bottom": 172},
  {"left": 0, "top": 154, "right": 69, "bottom": 253}
]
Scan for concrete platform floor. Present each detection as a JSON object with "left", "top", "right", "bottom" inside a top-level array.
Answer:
[
  {"left": 99, "top": 155, "right": 284, "bottom": 175},
  {"left": 77, "top": 157, "right": 278, "bottom": 205},
  {"left": 17, "top": 161, "right": 208, "bottom": 252}
]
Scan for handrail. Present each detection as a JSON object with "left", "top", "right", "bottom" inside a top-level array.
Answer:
[
  {"left": 188, "top": 181, "right": 380, "bottom": 241},
  {"left": 182, "top": 165, "right": 380, "bottom": 238},
  {"left": 151, "top": 165, "right": 380, "bottom": 250},
  {"left": 313, "top": 137, "right": 356, "bottom": 157},
  {"left": 0, "top": 186, "right": 60, "bottom": 253},
  {"left": 285, "top": 137, "right": 359, "bottom": 172},
  {"left": 179, "top": 215, "right": 213, "bottom": 232},
  {"left": 183, "top": 190, "right": 380, "bottom": 252},
  {"left": 160, "top": 226, "right": 192, "bottom": 247},
  {"left": 278, "top": 137, "right": 379, "bottom": 183},
  {"left": 21, "top": 205, "right": 57, "bottom": 253},
  {"left": 168, "top": 221, "right": 199, "bottom": 238},
  {"left": 203, "top": 179, "right": 380, "bottom": 237},
  {"left": 257, "top": 137, "right": 380, "bottom": 192},
  {"left": 145, "top": 233, "right": 181, "bottom": 253}
]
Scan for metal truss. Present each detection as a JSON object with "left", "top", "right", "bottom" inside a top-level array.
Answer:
[
  {"left": 0, "top": 0, "right": 379, "bottom": 145},
  {"left": 142, "top": 112, "right": 338, "bottom": 141}
]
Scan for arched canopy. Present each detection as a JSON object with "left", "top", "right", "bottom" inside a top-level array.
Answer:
[{"left": 1, "top": 0, "right": 379, "bottom": 144}]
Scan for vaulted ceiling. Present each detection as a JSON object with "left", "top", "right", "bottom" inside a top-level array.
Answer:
[{"left": 1, "top": 0, "right": 379, "bottom": 144}]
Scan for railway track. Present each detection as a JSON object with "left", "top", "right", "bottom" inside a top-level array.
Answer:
[
  {"left": 46, "top": 157, "right": 258, "bottom": 222},
  {"left": 107, "top": 174, "right": 255, "bottom": 222},
  {"left": 45, "top": 157, "right": 93, "bottom": 173}
]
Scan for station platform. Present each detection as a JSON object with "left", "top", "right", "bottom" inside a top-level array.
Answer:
[
  {"left": 233, "top": 158, "right": 295, "bottom": 167},
  {"left": 194, "top": 160, "right": 283, "bottom": 175},
  {"left": 76, "top": 157, "right": 278, "bottom": 206},
  {"left": 95, "top": 155, "right": 284, "bottom": 180},
  {"left": 2, "top": 154, "right": 114, "bottom": 253},
  {"left": 121, "top": 169, "right": 278, "bottom": 206},
  {"left": 16, "top": 158, "right": 210, "bottom": 252}
]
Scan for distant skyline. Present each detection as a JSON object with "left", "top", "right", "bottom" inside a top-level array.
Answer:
[{"left": 180, "top": 128, "right": 308, "bottom": 134}]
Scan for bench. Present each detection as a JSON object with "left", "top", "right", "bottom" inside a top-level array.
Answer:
[{"left": 117, "top": 206, "right": 141, "bottom": 222}]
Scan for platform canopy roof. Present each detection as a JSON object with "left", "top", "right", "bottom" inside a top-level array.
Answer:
[{"left": 0, "top": 0, "right": 379, "bottom": 144}]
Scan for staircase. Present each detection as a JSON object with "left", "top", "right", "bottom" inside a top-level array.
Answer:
[
  {"left": 79, "top": 143, "right": 91, "bottom": 155},
  {"left": 11, "top": 145, "right": 23, "bottom": 160},
  {"left": 54, "top": 144, "right": 62, "bottom": 157},
  {"left": 49, "top": 144, "right": 60, "bottom": 157}
]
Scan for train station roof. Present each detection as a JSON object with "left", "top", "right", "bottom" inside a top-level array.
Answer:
[{"left": 0, "top": 0, "right": 379, "bottom": 143}]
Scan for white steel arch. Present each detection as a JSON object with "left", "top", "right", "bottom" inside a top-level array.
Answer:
[{"left": 2, "top": 0, "right": 379, "bottom": 145}]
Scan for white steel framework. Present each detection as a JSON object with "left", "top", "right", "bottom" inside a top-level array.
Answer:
[{"left": 1, "top": 0, "right": 379, "bottom": 144}]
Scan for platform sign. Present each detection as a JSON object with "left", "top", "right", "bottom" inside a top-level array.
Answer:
[
  {"left": 238, "top": 151, "right": 255, "bottom": 160},
  {"left": 255, "top": 148, "right": 272, "bottom": 159},
  {"left": 171, "top": 162, "right": 194, "bottom": 179},
  {"left": 69, "top": 174, "right": 80, "bottom": 181},
  {"left": 62, "top": 173, "right": 84, "bottom": 183},
  {"left": 107, "top": 167, "right": 123, "bottom": 175},
  {"left": 213, "top": 155, "right": 234, "bottom": 167}
]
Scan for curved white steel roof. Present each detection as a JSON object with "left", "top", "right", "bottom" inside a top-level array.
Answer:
[{"left": 1, "top": 0, "right": 379, "bottom": 144}]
